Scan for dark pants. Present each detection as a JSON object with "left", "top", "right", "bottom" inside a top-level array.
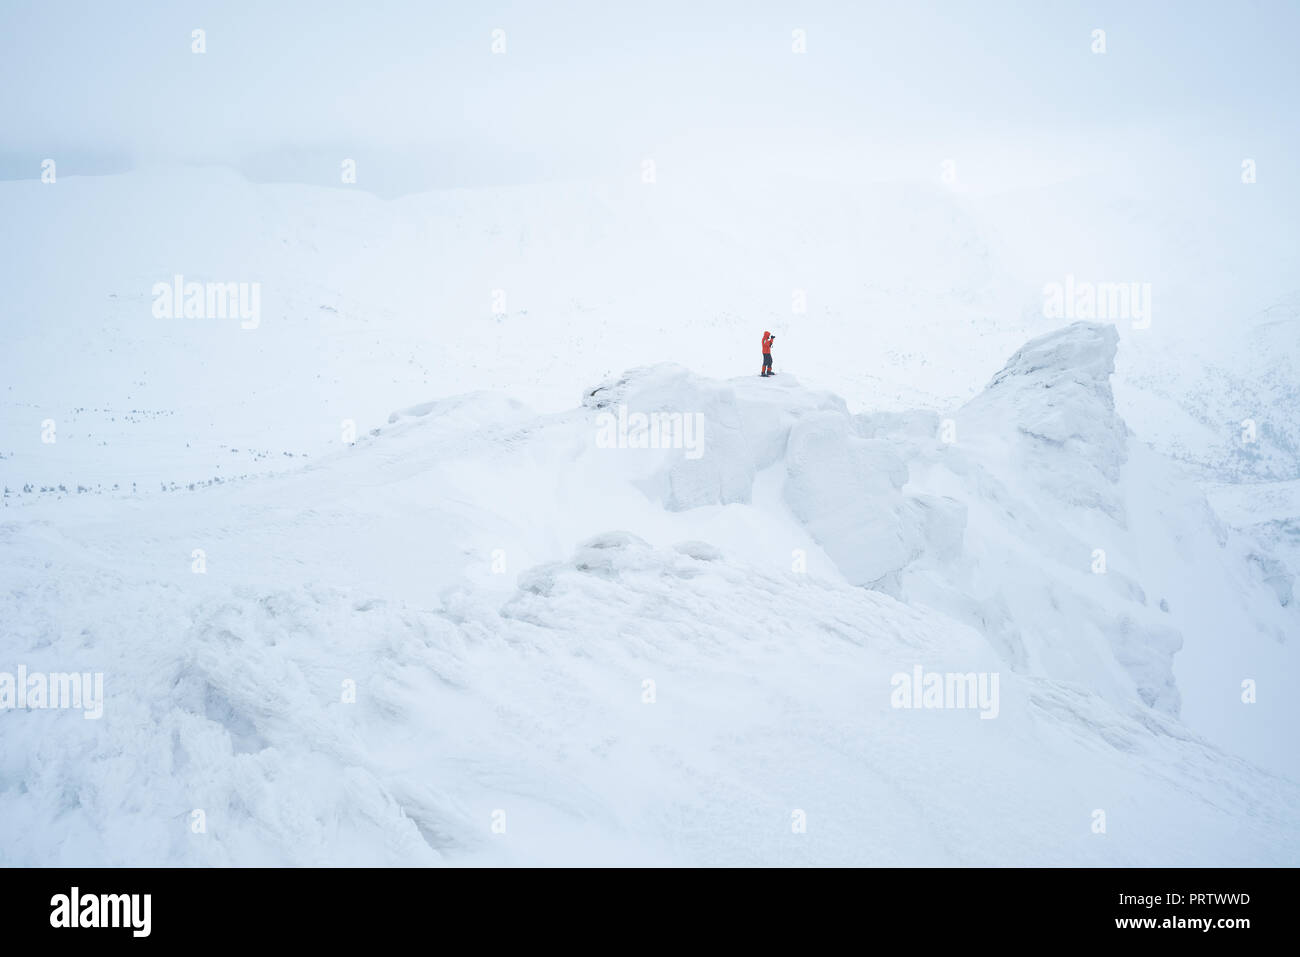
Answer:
[{"left": 762, "top": 353, "right": 773, "bottom": 371}]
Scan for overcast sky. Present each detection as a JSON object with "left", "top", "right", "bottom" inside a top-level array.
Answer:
[{"left": 2, "top": 0, "right": 1297, "bottom": 191}]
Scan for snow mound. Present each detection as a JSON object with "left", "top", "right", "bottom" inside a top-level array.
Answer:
[
  {"left": 582, "top": 363, "right": 846, "bottom": 510},
  {"left": 571, "top": 325, "right": 1295, "bottom": 746},
  {"left": 567, "top": 329, "right": 1184, "bottom": 716},
  {"left": 2, "top": 323, "right": 1298, "bottom": 864}
]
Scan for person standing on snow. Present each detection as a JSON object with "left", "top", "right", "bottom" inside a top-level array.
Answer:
[{"left": 761, "top": 331, "right": 775, "bottom": 376}]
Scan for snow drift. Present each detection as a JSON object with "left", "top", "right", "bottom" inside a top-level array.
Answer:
[{"left": 1, "top": 321, "right": 1297, "bottom": 865}]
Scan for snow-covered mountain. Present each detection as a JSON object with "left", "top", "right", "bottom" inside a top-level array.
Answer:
[{"left": 1, "top": 167, "right": 1297, "bottom": 865}]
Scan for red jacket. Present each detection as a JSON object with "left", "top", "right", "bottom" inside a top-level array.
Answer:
[{"left": 762, "top": 332, "right": 773, "bottom": 354}]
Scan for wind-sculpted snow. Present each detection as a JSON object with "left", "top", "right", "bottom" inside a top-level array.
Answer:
[
  {"left": 571, "top": 327, "right": 1171, "bottom": 717},
  {"left": 573, "top": 324, "right": 1296, "bottom": 761},
  {"left": 583, "top": 363, "right": 845, "bottom": 510},
  {"left": 1, "top": 322, "right": 1297, "bottom": 865},
  {"left": 907, "top": 323, "right": 1184, "bottom": 713},
  {"left": 2, "top": 526, "right": 1297, "bottom": 866},
  {"left": 964, "top": 322, "right": 1129, "bottom": 513},
  {"left": 782, "top": 411, "right": 961, "bottom": 589}
]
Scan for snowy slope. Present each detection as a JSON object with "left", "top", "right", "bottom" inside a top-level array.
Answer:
[
  {"left": 4, "top": 166, "right": 1294, "bottom": 488},
  {"left": 3, "top": 522, "right": 1295, "bottom": 866},
  {"left": 0, "top": 165, "right": 1044, "bottom": 511},
  {"left": 2, "top": 165, "right": 1298, "bottom": 865},
  {"left": 2, "top": 315, "right": 1297, "bottom": 865}
]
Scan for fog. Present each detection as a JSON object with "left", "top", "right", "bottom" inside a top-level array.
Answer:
[{"left": 3, "top": 0, "right": 1298, "bottom": 195}]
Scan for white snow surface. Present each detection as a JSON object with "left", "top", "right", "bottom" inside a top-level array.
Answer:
[{"left": 1, "top": 169, "right": 1298, "bottom": 865}]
